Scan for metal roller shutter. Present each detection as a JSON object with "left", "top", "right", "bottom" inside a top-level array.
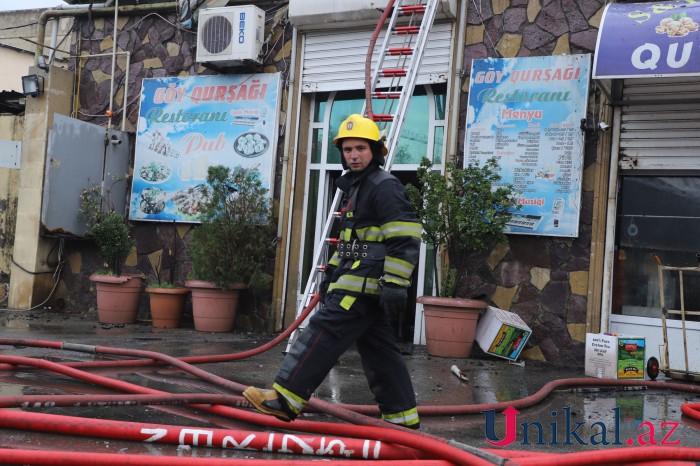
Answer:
[
  {"left": 300, "top": 22, "right": 453, "bottom": 93},
  {"left": 620, "top": 77, "right": 700, "bottom": 171}
]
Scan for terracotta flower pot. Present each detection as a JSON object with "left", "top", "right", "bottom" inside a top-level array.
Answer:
[
  {"left": 185, "top": 280, "right": 247, "bottom": 332},
  {"left": 417, "top": 296, "right": 488, "bottom": 358},
  {"left": 145, "top": 287, "right": 190, "bottom": 328},
  {"left": 90, "top": 274, "right": 145, "bottom": 324}
]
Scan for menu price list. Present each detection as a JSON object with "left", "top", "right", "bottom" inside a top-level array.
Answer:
[{"left": 466, "top": 124, "right": 578, "bottom": 195}]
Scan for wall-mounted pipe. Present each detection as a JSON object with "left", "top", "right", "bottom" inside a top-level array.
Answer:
[
  {"left": 107, "top": 0, "right": 120, "bottom": 130},
  {"left": 69, "top": 50, "right": 131, "bottom": 130},
  {"left": 46, "top": 1, "right": 115, "bottom": 63},
  {"left": 35, "top": 1, "right": 177, "bottom": 64},
  {"left": 600, "top": 106, "right": 622, "bottom": 333},
  {"left": 277, "top": 26, "right": 298, "bottom": 329}
]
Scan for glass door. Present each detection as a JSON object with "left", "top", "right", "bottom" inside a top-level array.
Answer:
[{"left": 299, "top": 85, "right": 446, "bottom": 343}]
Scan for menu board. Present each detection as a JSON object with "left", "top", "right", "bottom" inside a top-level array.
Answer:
[
  {"left": 465, "top": 54, "right": 591, "bottom": 237},
  {"left": 130, "top": 73, "right": 280, "bottom": 223}
]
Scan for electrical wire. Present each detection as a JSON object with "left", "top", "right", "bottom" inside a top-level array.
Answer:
[
  {"left": 2, "top": 238, "right": 66, "bottom": 312},
  {"left": 469, "top": 0, "right": 499, "bottom": 55}
]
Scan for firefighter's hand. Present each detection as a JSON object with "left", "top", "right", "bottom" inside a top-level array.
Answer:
[
  {"left": 380, "top": 283, "right": 407, "bottom": 318},
  {"left": 319, "top": 265, "right": 335, "bottom": 301}
]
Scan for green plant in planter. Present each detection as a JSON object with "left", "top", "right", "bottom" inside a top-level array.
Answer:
[
  {"left": 188, "top": 165, "right": 275, "bottom": 293},
  {"left": 79, "top": 175, "right": 134, "bottom": 276},
  {"left": 147, "top": 234, "right": 187, "bottom": 289},
  {"left": 148, "top": 281, "right": 180, "bottom": 289},
  {"left": 406, "top": 157, "right": 519, "bottom": 298}
]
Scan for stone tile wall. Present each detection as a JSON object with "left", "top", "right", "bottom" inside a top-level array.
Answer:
[
  {"left": 460, "top": 0, "right": 606, "bottom": 363},
  {"left": 66, "top": 6, "right": 291, "bottom": 332},
  {"left": 66, "top": 1, "right": 607, "bottom": 359}
]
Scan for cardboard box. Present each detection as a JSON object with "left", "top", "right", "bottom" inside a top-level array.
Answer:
[
  {"left": 584, "top": 333, "right": 646, "bottom": 379},
  {"left": 475, "top": 306, "right": 532, "bottom": 361}
]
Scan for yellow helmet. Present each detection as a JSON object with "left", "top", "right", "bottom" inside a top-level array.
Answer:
[{"left": 333, "top": 114, "right": 388, "bottom": 155}]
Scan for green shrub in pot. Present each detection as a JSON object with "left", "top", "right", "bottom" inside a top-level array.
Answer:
[
  {"left": 187, "top": 165, "right": 275, "bottom": 293},
  {"left": 406, "top": 157, "right": 519, "bottom": 298},
  {"left": 79, "top": 174, "right": 134, "bottom": 276}
]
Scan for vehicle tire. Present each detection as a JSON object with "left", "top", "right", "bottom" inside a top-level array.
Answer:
[{"left": 647, "top": 356, "right": 660, "bottom": 381}]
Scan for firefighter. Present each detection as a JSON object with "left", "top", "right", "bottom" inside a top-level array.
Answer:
[{"left": 243, "top": 114, "right": 422, "bottom": 429}]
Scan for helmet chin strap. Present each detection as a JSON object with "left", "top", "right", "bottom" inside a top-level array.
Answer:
[{"left": 371, "top": 140, "right": 387, "bottom": 166}]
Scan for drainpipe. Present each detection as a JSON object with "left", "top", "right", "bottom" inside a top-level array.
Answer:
[
  {"left": 599, "top": 105, "right": 622, "bottom": 334},
  {"left": 277, "top": 27, "right": 299, "bottom": 329},
  {"left": 35, "top": 1, "right": 175, "bottom": 131},
  {"left": 35, "top": 1, "right": 177, "bottom": 64},
  {"left": 107, "top": 0, "right": 119, "bottom": 130},
  {"left": 46, "top": 1, "right": 115, "bottom": 64},
  {"left": 413, "top": 0, "right": 467, "bottom": 341},
  {"left": 448, "top": 0, "right": 467, "bottom": 162}
]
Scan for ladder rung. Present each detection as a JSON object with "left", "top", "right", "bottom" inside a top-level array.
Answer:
[
  {"left": 400, "top": 5, "right": 426, "bottom": 14},
  {"left": 381, "top": 68, "right": 407, "bottom": 77},
  {"left": 373, "top": 91, "right": 401, "bottom": 99},
  {"left": 394, "top": 26, "right": 420, "bottom": 35},
  {"left": 387, "top": 47, "right": 413, "bottom": 56},
  {"left": 372, "top": 114, "right": 394, "bottom": 122}
]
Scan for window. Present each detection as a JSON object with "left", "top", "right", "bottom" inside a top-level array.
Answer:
[
  {"left": 316, "top": 86, "right": 445, "bottom": 167},
  {"left": 613, "top": 176, "right": 700, "bottom": 320}
]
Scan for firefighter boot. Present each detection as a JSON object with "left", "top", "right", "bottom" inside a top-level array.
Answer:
[{"left": 242, "top": 386, "right": 296, "bottom": 422}]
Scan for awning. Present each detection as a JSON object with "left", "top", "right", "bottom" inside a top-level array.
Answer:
[{"left": 593, "top": 1, "right": 700, "bottom": 79}]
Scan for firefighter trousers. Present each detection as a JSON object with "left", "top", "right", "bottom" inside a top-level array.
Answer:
[{"left": 274, "top": 292, "right": 418, "bottom": 419}]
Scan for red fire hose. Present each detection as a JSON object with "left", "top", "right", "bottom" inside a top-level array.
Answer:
[
  {"left": 0, "top": 293, "right": 322, "bottom": 372},
  {"left": 0, "top": 449, "right": 450, "bottom": 466},
  {"left": 1, "top": 290, "right": 699, "bottom": 465},
  {"left": 681, "top": 402, "right": 700, "bottom": 422},
  {"left": 0, "top": 354, "right": 497, "bottom": 466},
  {"left": 0, "top": 409, "right": 429, "bottom": 461},
  {"left": 511, "top": 446, "right": 700, "bottom": 465},
  {"left": 3, "top": 350, "right": 700, "bottom": 465}
]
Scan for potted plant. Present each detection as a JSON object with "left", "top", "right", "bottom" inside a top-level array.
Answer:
[
  {"left": 145, "top": 246, "right": 190, "bottom": 329},
  {"left": 80, "top": 175, "right": 144, "bottom": 324},
  {"left": 406, "top": 157, "right": 519, "bottom": 357},
  {"left": 185, "top": 165, "right": 274, "bottom": 332}
]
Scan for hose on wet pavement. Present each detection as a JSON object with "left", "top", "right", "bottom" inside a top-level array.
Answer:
[
  {"left": 0, "top": 354, "right": 497, "bottom": 466},
  {"left": 0, "top": 293, "right": 322, "bottom": 372},
  {"left": 0, "top": 408, "right": 431, "bottom": 461},
  {"left": 0, "top": 449, "right": 451, "bottom": 466},
  {"left": 2, "top": 351, "right": 699, "bottom": 465},
  {"left": 1, "top": 293, "right": 700, "bottom": 465},
  {"left": 0, "top": 350, "right": 700, "bottom": 465}
]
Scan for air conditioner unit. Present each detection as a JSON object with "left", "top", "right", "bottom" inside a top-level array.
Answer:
[{"left": 196, "top": 5, "right": 265, "bottom": 65}]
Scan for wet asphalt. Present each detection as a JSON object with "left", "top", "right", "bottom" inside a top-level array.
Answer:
[{"left": 0, "top": 307, "right": 699, "bottom": 463}]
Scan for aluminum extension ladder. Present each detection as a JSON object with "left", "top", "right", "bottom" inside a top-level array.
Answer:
[{"left": 286, "top": 0, "right": 440, "bottom": 351}]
